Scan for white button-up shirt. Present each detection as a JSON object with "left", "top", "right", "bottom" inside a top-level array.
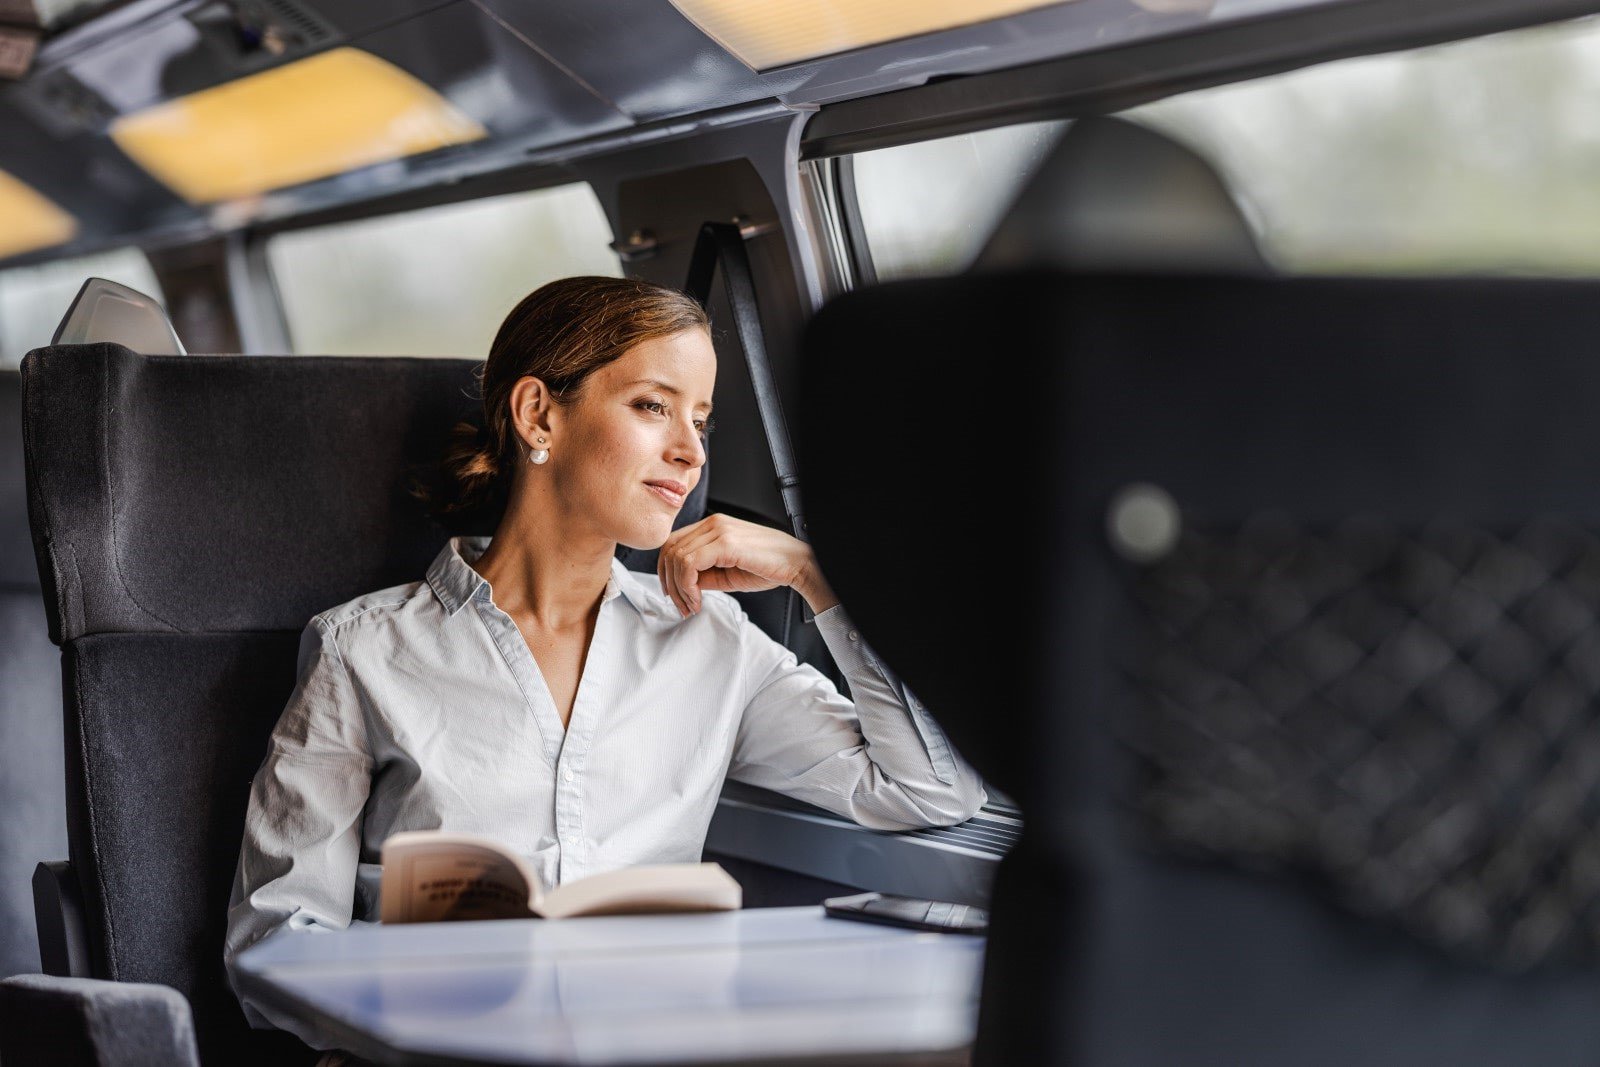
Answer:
[{"left": 226, "top": 536, "right": 984, "bottom": 1042}]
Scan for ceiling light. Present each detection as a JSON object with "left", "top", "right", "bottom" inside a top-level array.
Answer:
[
  {"left": 669, "top": 0, "right": 1073, "bottom": 70},
  {"left": 110, "top": 47, "right": 487, "bottom": 204},
  {"left": 0, "top": 169, "right": 77, "bottom": 259}
]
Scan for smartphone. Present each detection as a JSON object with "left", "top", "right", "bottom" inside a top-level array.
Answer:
[{"left": 822, "top": 891, "right": 988, "bottom": 935}]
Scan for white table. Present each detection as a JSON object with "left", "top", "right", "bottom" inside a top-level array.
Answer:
[{"left": 233, "top": 906, "right": 986, "bottom": 1065}]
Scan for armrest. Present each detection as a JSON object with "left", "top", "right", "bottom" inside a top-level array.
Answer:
[
  {"left": 33, "top": 860, "right": 92, "bottom": 977},
  {"left": 0, "top": 974, "right": 199, "bottom": 1067}
]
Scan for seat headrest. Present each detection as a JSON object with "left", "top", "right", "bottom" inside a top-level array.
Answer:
[
  {"left": 22, "top": 344, "right": 710, "bottom": 644},
  {"left": 23, "top": 344, "right": 495, "bottom": 644},
  {"left": 52, "top": 278, "right": 186, "bottom": 355},
  {"left": 977, "top": 116, "right": 1268, "bottom": 274}
]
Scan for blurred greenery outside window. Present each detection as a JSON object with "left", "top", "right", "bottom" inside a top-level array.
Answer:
[
  {"left": 852, "top": 15, "right": 1600, "bottom": 279},
  {"left": 268, "top": 182, "right": 622, "bottom": 358},
  {"left": 0, "top": 248, "right": 163, "bottom": 370}
]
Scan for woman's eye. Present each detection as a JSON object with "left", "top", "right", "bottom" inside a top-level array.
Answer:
[
  {"left": 696, "top": 418, "right": 716, "bottom": 436},
  {"left": 637, "top": 401, "right": 666, "bottom": 415}
]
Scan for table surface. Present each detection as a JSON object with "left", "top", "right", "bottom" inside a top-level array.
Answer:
[{"left": 233, "top": 906, "right": 986, "bottom": 1066}]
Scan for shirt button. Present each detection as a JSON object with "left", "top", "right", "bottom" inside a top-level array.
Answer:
[
  {"left": 563, "top": 768, "right": 575, "bottom": 783},
  {"left": 848, "top": 629, "right": 860, "bottom": 641}
]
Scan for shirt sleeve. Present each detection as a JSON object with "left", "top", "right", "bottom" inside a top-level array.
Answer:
[
  {"left": 727, "top": 600, "right": 987, "bottom": 830},
  {"left": 223, "top": 617, "right": 373, "bottom": 1048}
]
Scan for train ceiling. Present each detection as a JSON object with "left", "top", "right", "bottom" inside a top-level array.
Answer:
[{"left": 0, "top": 0, "right": 1588, "bottom": 265}]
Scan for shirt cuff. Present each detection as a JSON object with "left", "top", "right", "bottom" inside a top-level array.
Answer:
[{"left": 813, "top": 603, "right": 875, "bottom": 678}]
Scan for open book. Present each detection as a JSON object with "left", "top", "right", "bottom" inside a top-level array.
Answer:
[{"left": 379, "top": 830, "right": 742, "bottom": 923}]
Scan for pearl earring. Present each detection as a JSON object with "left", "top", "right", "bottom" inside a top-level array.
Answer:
[{"left": 529, "top": 437, "right": 549, "bottom": 465}]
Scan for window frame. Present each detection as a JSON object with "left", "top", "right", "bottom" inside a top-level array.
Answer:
[
  {"left": 795, "top": 0, "right": 1594, "bottom": 162},
  {"left": 827, "top": 116, "right": 1071, "bottom": 286}
]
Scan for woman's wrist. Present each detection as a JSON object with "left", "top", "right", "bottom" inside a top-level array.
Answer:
[{"left": 792, "top": 558, "right": 840, "bottom": 614}]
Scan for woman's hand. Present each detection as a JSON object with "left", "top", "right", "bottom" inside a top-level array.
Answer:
[{"left": 656, "top": 513, "right": 839, "bottom": 618}]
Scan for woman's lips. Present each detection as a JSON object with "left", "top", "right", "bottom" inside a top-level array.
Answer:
[{"left": 645, "top": 481, "right": 686, "bottom": 507}]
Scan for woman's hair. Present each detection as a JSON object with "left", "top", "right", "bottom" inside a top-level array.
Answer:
[{"left": 418, "top": 275, "right": 709, "bottom": 518}]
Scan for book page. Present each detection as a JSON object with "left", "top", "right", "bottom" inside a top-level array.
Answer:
[
  {"left": 537, "top": 862, "right": 742, "bottom": 919},
  {"left": 380, "top": 831, "right": 540, "bottom": 924}
]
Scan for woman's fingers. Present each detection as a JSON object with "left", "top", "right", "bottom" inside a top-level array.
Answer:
[
  {"left": 661, "top": 523, "right": 719, "bottom": 617},
  {"left": 654, "top": 540, "right": 681, "bottom": 616},
  {"left": 657, "top": 519, "right": 709, "bottom": 616},
  {"left": 672, "top": 530, "right": 725, "bottom": 615}
]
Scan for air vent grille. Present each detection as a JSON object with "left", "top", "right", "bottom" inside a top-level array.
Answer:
[
  {"left": 908, "top": 815, "right": 1020, "bottom": 857},
  {"left": 250, "top": 0, "right": 336, "bottom": 47}
]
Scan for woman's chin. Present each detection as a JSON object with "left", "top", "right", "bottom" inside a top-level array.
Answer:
[{"left": 616, "top": 519, "right": 675, "bottom": 552}]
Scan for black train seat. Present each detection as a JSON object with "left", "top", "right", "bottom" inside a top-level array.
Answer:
[
  {"left": 0, "top": 341, "right": 707, "bottom": 1066},
  {"left": 801, "top": 268, "right": 1600, "bottom": 1065},
  {"left": 0, "top": 369, "right": 66, "bottom": 978},
  {"left": 977, "top": 115, "right": 1269, "bottom": 275},
  {"left": 800, "top": 115, "right": 1600, "bottom": 1067}
]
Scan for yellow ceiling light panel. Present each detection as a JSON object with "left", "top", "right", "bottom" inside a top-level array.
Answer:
[
  {"left": 110, "top": 48, "right": 487, "bottom": 204},
  {"left": 0, "top": 169, "right": 77, "bottom": 259},
  {"left": 670, "top": 0, "right": 1075, "bottom": 70}
]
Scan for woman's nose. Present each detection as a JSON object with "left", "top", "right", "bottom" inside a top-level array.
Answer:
[{"left": 671, "top": 418, "right": 706, "bottom": 467}]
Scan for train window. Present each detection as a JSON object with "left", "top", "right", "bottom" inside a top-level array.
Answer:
[
  {"left": 846, "top": 18, "right": 1600, "bottom": 281},
  {"left": 0, "top": 247, "right": 163, "bottom": 369},
  {"left": 1121, "top": 17, "right": 1600, "bottom": 276},
  {"left": 266, "top": 182, "right": 621, "bottom": 357},
  {"left": 848, "top": 120, "right": 1066, "bottom": 280}
]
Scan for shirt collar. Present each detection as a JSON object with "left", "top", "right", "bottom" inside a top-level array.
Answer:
[{"left": 426, "top": 536, "right": 648, "bottom": 616}]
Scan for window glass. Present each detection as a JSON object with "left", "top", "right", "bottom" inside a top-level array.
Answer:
[
  {"left": 268, "top": 182, "right": 622, "bottom": 357},
  {"left": 850, "top": 121, "right": 1065, "bottom": 280},
  {"left": 0, "top": 248, "right": 163, "bottom": 369},
  {"left": 849, "top": 17, "right": 1600, "bottom": 280},
  {"left": 1122, "top": 16, "right": 1600, "bottom": 275}
]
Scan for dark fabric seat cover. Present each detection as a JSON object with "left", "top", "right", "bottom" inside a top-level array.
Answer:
[
  {"left": 0, "top": 370, "right": 66, "bottom": 977},
  {"left": 800, "top": 273, "right": 1600, "bottom": 1066},
  {"left": 22, "top": 343, "right": 713, "bottom": 1064}
]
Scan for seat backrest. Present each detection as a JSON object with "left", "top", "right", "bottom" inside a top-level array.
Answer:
[
  {"left": 25, "top": 344, "right": 496, "bottom": 1064},
  {"left": 0, "top": 370, "right": 65, "bottom": 978},
  {"left": 801, "top": 273, "right": 1600, "bottom": 1066},
  {"left": 23, "top": 342, "right": 710, "bottom": 1064}
]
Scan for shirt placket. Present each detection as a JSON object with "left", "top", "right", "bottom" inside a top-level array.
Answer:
[
  {"left": 472, "top": 583, "right": 616, "bottom": 887},
  {"left": 554, "top": 598, "right": 612, "bottom": 885}
]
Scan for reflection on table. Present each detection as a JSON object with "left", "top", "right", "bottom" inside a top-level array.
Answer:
[{"left": 235, "top": 905, "right": 986, "bottom": 1065}]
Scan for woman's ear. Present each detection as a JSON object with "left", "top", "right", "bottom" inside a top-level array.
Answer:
[{"left": 508, "top": 375, "right": 556, "bottom": 450}]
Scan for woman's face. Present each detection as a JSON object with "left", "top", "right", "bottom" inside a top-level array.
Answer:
[{"left": 539, "top": 327, "right": 716, "bottom": 550}]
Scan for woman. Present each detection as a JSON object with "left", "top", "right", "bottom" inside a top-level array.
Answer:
[{"left": 223, "top": 275, "right": 985, "bottom": 1051}]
